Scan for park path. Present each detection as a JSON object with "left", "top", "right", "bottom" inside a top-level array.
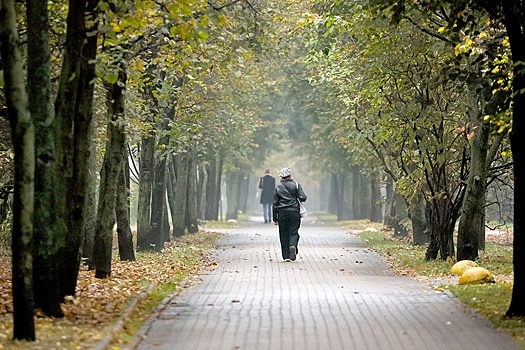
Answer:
[{"left": 127, "top": 218, "right": 522, "bottom": 350}]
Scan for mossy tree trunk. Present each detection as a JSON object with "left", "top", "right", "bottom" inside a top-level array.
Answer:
[
  {"left": 186, "top": 149, "right": 199, "bottom": 234},
  {"left": 116, "top": 150, "right": 135, "bottom": 261},
  {"left": 27, "top": 0, "right": 62, "bottom": 318},
  {"left": 150, "top": 115, "right": 171, "bottom": 250},
  {"left": 64, "top": 0, "right": 99, "bottom": 293},
  {"left": 501, "top": 1, "right": 525, "bottom": 317},
  {"left": 204, "top": 157, "right": 223, "bottom": 221},
  {"left": 173, "top": 152, "right": 189, "bottom": 237},
  {"left": 92, "top": 71, "right": 127, "bottom": 279},
  {"left": 0, "top": 0, "right": 36, "bottom": 339},
  {"left": 136, "top": 131, "right": 155, "bottom": 251},
  {"left": 53, "top": 0, "right": 84, "bottom": 298}
]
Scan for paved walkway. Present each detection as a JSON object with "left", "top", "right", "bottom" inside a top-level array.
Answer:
[{"left": 127, "top": 218, "right": 522, "bottom": 350}]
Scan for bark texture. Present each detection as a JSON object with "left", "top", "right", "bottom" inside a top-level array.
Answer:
[
  {"left": 502, "top": 1, "right": 525, "bottom": 317},
  {"left": 136, "top": 133, "right": 154, "bottom": 251},
  {"left": 92, "top": 73, "right": 126, "bottom": 279},
  {"left": 27, "top": 0, "right": 62, "bottom": 317},
  {"left": 116, "top": 153, "right": 135, "bottom": 261},
  {"left": 54, "top": 0, "right": 87, "bottom": 298},
  {"left": 0, "top": 0, "right": 36, "bottom": 339}
]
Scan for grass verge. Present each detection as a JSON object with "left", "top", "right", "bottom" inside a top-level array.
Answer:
[{"left": 351, "top": 224, "right": 525, "bottom": 349}]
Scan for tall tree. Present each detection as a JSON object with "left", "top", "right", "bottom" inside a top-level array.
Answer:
[
  {"left": 0, "top": 0, "right": 36, "bottom": 340},
  {"left": 303, "top": 4, "right": 469, "bottom": 255},
  {"left": 79, "top": 7, "right": 98, "bottom": 266},
  {"left": 173, "top": 152, "right": 190, "bottom": 237},
  {"left": 136, "top": 125, "right": 155, "bottom": 251},
  {"left": 92, "top": 69, "right": 127, "bottom": 278},
  {"left": 67, "top": 0, "right": 100, "bottom": 285},
  {"left": 53, "top": 0, "right": 91, "bottom": 298},
  {"left": 116, "top": 147, "right": 135, "bottom": 261},
  {"left": 499, "top": 0, "right": 525, "bottom": 317},
  {"left": 364, "top": 0, "right": 522, "bottom": 317},
  {"left": 27, "top": 0, "right": 62, "bottom": 317},
  {"left": 186, "top": 148, "right": 199, "bottom": 233}
]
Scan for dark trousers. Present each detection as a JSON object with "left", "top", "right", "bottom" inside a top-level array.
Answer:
[{"left": 277, "top": 209, "right": 301, "bottom": 259}]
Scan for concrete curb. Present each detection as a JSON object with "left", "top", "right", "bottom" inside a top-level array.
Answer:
[{"left": 93, "top": 282, "right": 156, "bottom": 350}]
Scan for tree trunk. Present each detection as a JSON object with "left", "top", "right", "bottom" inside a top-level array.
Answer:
[
  {"left": 196, "top": 163, "right": 205, "bottom": 219},
  {"left": 351, "top": 165, "right": 361, "bottom": 219},
  {"left": 166, "top": 155, "right": 178, "bottom": 233},
  {"left": 370, "top": 172, "right": 382, "bottom": 222},
  {"left": 54, "top": 0, "right": 87, "bottom": 299},
  {"left": 26, "top": 0, "right": 62, "bottom": 318},
  {"left": 204, "top": 159, "right": 218, "bottom": 221},
  {"left": 0, "top": 0, "right": 36, "bottom": 338},
  {"left": 215, "top": 157, "right": 224, "bottom": 220},
  {"left": 239, "top": 172, "right": 250, "bottom": 215},
  {"left": 62, "top": 0, "right": 99, "bottom": 296},
  {"left": 335, "top": 173, "right": 351, "bottom": 220},
  {"left": 186, "top": 149, "right": 199, "bottom": 234},
  {"left": 502, "top": 1, "right": 525, "bottom": 317},
  {"left": 136, "top": 134, "right": 155, "bottom": 251},
  {"left": 425, "top": 197, "right": 459, "bottom": 260},
  {"left": 328, "top": 173, "right": 338, "bottom": 215},
  {"left": 83, "top": 121, "right": 98, "bottom": 269},
  {"left": 383, "top": 176, "right": 395, "bottom": 227},
  {"left": 173, "top": 152, "right": 189, "bottom": 237},
  {"left": 478, "top": 208, "right": 486, "bottom": 250},
  {"left": 150, "top": 151, "right": 168, "bottom": 249},
  {"left": 186, "top": 149, "right": 199, "bottom": 233},
  {"left": 204, "top": 158, "right": 219, "bottom": 221},
  {"left": 225, "top": 173, "right": 240, "bottom": 220},
  {"left": 116, "top": 149, "right": 135, "bottom": 261},
  {"left": 92, "top": 72, "right": 126, "bottom": 279},
  {"left": 457, "top": 126, "right": 488, "bottom": 260},
  {"left": 391, "top": 192, "right": 409, "bottom": 238},
  {"left": 359, "top": 173, "right": 370, "bottom": 220},
  {"left": 410, "top": 194, "right": 428, "bottom": 245},
  {"left": 150, "top": 116, "right": 170, "bottom": 250},
  {"left": 456, "top": 82, "right": 490, "bottom": 261}
]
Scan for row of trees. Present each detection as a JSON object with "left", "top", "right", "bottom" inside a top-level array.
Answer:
[
  {"left": 2, "top": 0, "right": 525, "bottom": 343},
  {"left": 0, "top": 0, "right": 293, "bottom": 341},
  {"left": 280, "top": 0, "right": 524, "bottom": 317}
]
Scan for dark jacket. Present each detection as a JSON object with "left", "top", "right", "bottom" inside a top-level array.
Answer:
[
  {"left": 273, "top": 179, "right": 307, "bottom": 219},
  {"left": 259, "top": 174, "right": 276, "bottom": 204}
]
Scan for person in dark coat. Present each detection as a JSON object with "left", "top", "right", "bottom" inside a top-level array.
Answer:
[
  {"left": 272, "top": 167, "right": 307, "bottom": 262},
  {"left": 258, "top": 168, "right": 276, "bottom": 223}
]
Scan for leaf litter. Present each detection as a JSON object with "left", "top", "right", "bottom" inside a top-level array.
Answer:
[{"left": 0, "top": 230, "right": 222, "bottom": 349}]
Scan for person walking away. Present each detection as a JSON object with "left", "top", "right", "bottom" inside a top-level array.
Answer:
[
  {"left": 273, "top": 167, "right": 307, "bottom": 262},
  {"left": 258, "top": 168, "right": 276, "bottom": 223}
]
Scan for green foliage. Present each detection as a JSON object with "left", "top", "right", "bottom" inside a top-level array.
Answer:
[
  {"left": 117, "top": 0, "right": 281, "bottom": 174},
  {"left": 302, "top": 3, "right": 473, "bottom": 190}
]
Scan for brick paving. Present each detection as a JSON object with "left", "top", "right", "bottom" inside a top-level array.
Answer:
[{"left": 127, "top": 219, "right": 522, "bottom": 350}]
